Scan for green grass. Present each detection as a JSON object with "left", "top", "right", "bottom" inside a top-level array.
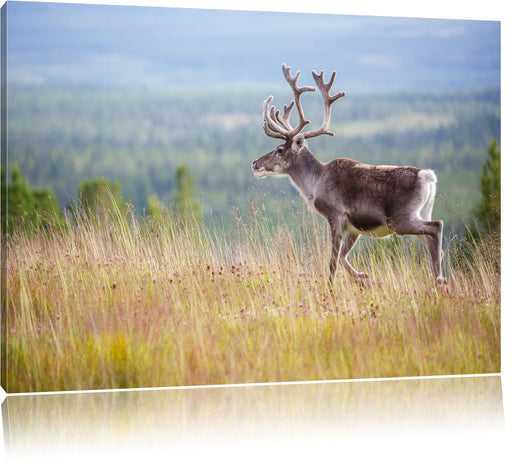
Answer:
[{"left": 4, "top": 204, "right": 500, "bottom": 393}]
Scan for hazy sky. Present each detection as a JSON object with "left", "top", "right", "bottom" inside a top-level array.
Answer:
[{"left": 6, "top": 1, "right": 500, "bottom": 93}]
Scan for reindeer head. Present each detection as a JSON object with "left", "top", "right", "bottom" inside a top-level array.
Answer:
[{"left": 252, "top": 63, "right": 345, "bottom": 178}]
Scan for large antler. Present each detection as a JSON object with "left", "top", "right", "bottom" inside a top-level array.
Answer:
[
  {"left": 303, "top": 70, "right": 345, "bottom": 139},
  {"left": 263, "top": 64, "right": 315, "bottom": 140},
  {"left": 262, "top": 63, "right": 345, "bottom": 141}
]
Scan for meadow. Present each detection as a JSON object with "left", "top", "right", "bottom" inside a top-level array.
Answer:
[{"left": 3, "top": 196, "right": 500, "bottom": 394}]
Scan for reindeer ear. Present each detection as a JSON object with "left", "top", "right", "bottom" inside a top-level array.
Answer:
[{"left": 292, "top": 134, "right": 305, "bottom": 154}]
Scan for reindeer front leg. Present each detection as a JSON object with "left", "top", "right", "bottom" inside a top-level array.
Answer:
[
  {"left": 328, "top": 226, "right": 342, "bottom": 286},
  {"left": 328, "top": 221, "right": 366, "bottom": 284},
  {"left": 340, "top": 233, "right": 367, "bottom": 279}
]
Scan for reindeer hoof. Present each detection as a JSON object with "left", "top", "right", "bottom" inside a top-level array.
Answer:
[
  {"left": 436, "top": 276, "right": 451, "bottom": 295},
  {"left": 355, "top": 273, "right": 371, "bottom": 288}
]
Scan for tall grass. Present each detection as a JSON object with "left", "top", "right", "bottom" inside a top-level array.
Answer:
[{"left": 4, "top": 200, "right": 500, "bottom": 392}]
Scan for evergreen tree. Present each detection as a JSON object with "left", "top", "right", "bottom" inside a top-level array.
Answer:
[
  {"left": 147, "top": 194, "right": 165, "bottom": 223},
  {"left": 174, "top": 165, "right": 200, "bottom": 218},
  {"left": 456, "top": 139, "right": 500, "bottom": 272},
  {"left": 145, "top": 165, "right": 201, "bottom": 237},
  {"left": 473, "top": 139, "right": 500, "bottom": 235},
  {"left": 1, "top": 163, "right": 64, "bottom": 234},
  {"left": 78, "top": 178, "right": 126, "bottom": 220}
]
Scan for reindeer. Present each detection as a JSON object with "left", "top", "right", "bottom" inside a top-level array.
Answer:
[{"left": 252, "top": 64, "right": 447, "bottom": 287}]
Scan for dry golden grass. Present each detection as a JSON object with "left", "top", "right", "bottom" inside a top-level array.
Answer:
[{"left": 4, "top": 204, "right": 500, "bottom": 392}]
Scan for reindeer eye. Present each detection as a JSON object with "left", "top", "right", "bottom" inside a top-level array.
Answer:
[{"left": 277, "top": 147, "right": 284, "bottom": 156}]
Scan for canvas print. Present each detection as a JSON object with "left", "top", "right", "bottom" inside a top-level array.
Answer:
[{"left": 0, "top": 1, "right": 500, "bottom": 393}]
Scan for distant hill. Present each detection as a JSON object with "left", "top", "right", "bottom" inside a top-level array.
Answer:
[{"left": 7, "top": 86, "right": 500, "bottom": 235}]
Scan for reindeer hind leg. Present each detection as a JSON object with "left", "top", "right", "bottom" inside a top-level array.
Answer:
[
  {"left": 419, "top": 230, "right": 446, "bottom": 285},
  {"left": 395, "top": 216, "right": 445, "bottom": 284}
]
